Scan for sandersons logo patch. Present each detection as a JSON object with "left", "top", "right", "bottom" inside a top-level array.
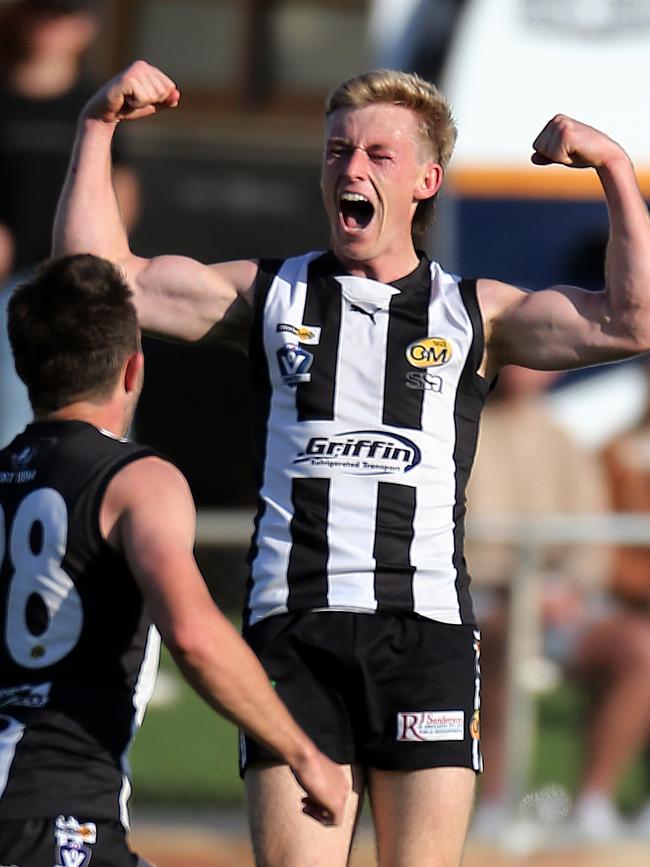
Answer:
[
  {"left": 397, "top": 710, "right": 465, "bottom": 742},
  {"left": 294, "top": 430, "right": 421, "bottom": 475},
  {"left": 406, "top": 336, "right": 452, "bottom": 368},
  {"left": 277, "top": 322, "right": 321, "bottom": 345}
]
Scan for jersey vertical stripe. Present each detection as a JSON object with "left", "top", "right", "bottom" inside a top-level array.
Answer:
[
  {"left": 245, "top": 259, "right": 281, "bottom": 624},
  {"left": 286, "top": 478, "right": 330, "bottom": 609},
  {"left": 373, "top": 482, "right": 416, "bottom": 611},
  {"left": 119, "top": 624, "right": 161, "bottom": 829},
  {"left": 409, "top": 262, "right": 476, "bottom": 624},
  {"left": 297, "top": 254, "right": 342, "bottom": 422},
  {"left": 326, "top": 475, "right": 379, "bottom": 610},
  {"left": 249, "top": 253, "right": 321, "bottom": 618},
  {"left": 381, "top": 257, "right": 431, "bottom": 430},
  {"left": 452, "top": 279, "right": 488, "bottom": 623}
]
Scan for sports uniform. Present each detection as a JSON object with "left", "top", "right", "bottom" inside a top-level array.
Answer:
[
  {"left": 0, "top": 420, "right": 157, "bottom": 867},
  {"left": 241, "top": 251, "right": 485, "bottom": 773}
]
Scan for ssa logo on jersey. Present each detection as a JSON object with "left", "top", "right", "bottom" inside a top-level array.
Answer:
[
  {"left": 277, "top": 343, "right": 313, "bottom": 386},
  {"left": 294, "top": 430, "right": 421, "bottom": 475},
  {"left": 406, "top": 336, "right": 452, "bottom": 368}
]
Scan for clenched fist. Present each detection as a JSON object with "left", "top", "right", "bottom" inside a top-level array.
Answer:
[
  {"left": 531, "top": 114, "right": 625, "bottom": 170},
  {"left": 82, "top": 60, "right": 180, "bottom": 124}
]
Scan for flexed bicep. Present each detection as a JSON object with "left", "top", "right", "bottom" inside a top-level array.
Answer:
[
  {"left": 125, "top": 255, "right": 258, "bottom": 342},
  {"left": 480, "top": 278, "right": 635, "bottom": 376}
]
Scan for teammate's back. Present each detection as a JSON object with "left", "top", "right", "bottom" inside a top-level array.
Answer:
[{"left": 0, "top": 419, "right": 157, "bottom": 822}]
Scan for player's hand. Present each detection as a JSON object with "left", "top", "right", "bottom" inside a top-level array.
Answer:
[
  {"left": 82, "top": 60, "right": 180, "bottom": 124},
  {"left": 291, "top": 750, "right": 349, "bottom": 826},
  {"left": 531, "top": 115, "right": 624, "bottom": 170}
]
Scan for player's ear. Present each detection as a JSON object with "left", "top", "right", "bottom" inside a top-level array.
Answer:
[
  {"left": 414, "top": 162, "right": 443, "bottom": 201},
  {"left": 124, "top": 351, "right": 144, "bottom": 395}
]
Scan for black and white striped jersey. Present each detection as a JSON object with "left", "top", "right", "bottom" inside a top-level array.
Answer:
[
  {"left": 0, "top": 421, "right": 159, "bottom": 824},
  {"left": 245, "top": 251, "right": 490, "bottom": 627}
]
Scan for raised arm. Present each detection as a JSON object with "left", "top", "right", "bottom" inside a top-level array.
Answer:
[
  {"left": 53, "top": 61, "right": 258, "bottom": 342},
  {"left": 479, "top": 115, "right": 650, "bottom": 378},
  {"left": 101, "top": 456, "right": 348, "bottom": 826}
]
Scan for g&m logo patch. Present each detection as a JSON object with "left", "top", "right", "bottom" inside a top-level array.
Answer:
[
  {"left": 277, "top": 344, "right": 313, "bottom": 386},
  {"left": 406, "top": 336, "right": 452, "bottom": 368},
  {"left": 397, "top": 710, "right": 465, "bottom": 742},
  {"left": 294, "top": 430, "right": 421, "bottom": 476},
  {"left": 277, "top": 323, "right": 321, "bottom": 345}
]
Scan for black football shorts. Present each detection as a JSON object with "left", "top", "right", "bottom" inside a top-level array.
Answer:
[
  {"left": 0, "top": 816, "right": 154, "bottom": 867},
  {"left": 240, "top": 610, "right": 482, "bottom": 774}
]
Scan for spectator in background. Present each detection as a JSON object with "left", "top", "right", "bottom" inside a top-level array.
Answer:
[
  {"left": 0, "top": 0, "right": 139, "bottom": 447},
  {"left": 465, "top": 365, "right": 629, "bottom": 840},
  {"left": 592, "top": 364, "right": 650, "bottom": 837}
]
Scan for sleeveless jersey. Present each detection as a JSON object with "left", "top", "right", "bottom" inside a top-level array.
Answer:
[
  {"left": 0, "top": 420, "right": 159, "bottom": 824},
  {"left": 245, "top": 251, "right": 490, "bottom": 627}
]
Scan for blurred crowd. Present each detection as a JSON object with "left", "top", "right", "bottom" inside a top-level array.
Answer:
[
  {"left": 0, "top": 0, "right": 139, "bottom": 445},
  {"left": 468, "top": 362, "right": 650, "bottom": 841}
]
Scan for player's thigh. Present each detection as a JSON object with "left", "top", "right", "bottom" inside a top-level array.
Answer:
[
  {"left": 368, "top": 766, "right": 476, "bottom": 867},
  {"left": 245, "top": 761, "right": 365, "bottom": 867},
  {"left": 0, "top": 816, "right": 144, "bottom": 867}
]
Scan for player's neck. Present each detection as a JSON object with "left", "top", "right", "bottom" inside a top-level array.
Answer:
[
  {"left": 330, "top": 242, "right": 421, "bottom": 284},
  {"left": 38, "top": 400, "right": 128, "bottom": 438}
]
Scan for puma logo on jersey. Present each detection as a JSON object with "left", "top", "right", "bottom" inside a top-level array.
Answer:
[{"left": 277, "top": 344, "right": 313, "bottom": 386}]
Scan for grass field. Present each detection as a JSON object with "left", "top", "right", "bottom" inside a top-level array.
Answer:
[{"left": 129, "top": 646, "right": 649, "bottom": 813}]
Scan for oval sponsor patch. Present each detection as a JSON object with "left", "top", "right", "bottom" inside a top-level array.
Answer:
[
  {"left": 294, "top": 430, "right": 421, "bottom": 475},
  {"left": 406, "top": 336, "right": 452, "bottom": 368}
]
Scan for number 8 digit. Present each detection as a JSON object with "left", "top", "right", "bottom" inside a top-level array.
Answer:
[{"left": 5, "top": 488, "right": 83, "bottom": 668}]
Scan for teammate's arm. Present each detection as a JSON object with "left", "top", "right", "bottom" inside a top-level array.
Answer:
[
  {"left": 478, "top": 115, "right": 650, "bottom": 379},
  {"left": 100, "top": 456, "right": 348, "bottom": 825},
  {"left": 52, "top": 61, "right": 257, "bottom": 342}
]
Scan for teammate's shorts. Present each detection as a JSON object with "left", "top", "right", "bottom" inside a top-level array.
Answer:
[
  {"left": 0, "top": 815, "right": 154, "bottom": 867},
  {"left": 240, "top": 610, "right": 482, "bottom": 774}
]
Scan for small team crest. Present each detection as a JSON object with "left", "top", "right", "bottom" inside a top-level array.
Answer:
[
  {"left": 405, "top": 337, "right": 452, "bottom": 368},
  {"left": 10, "top": 446, "right": 38, "bottom": 471},
  {"left": 277, "top": 344, "right": 313, "bottom": 386},
  {"left": 277, "top": 322, "right": 321, "bottom": 345},
  {"left": 470, "top": 710, "right": 481, "bottom": 740},
  {"left": 55, "top": 816, "right": 96, "bottom": 867}
]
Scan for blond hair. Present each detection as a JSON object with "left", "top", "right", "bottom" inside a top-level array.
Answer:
[{"left": 325, "top": 70, "right": 457, "bottom": 232}]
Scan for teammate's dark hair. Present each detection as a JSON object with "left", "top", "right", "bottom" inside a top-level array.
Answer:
[{"left": 8, "top": 254, "right": 139, "bottom": 414}]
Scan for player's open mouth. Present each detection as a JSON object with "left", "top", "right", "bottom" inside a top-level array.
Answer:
[{"left": 339, "top": 192, "right": 375, "bottom": 231}]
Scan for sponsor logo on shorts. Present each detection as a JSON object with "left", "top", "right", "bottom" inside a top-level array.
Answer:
[
  {"left": 294, "top": 430, "right": 421, "bottom": 475},
  {"left": 0, "top": 683, "right": 50, "bottom": 709},
  {"left": 405, "top": 337, "right": 452, "bottom": 368},
  {"left": 277, "top": 323, "right": 321, "bottom": 345},
  {"left": 405, "top": 371, "right": 443, "bottom": 392},
  {"left": 55, "top": 816, "right": 96, "bottom": 867},
  {"left": 277, "top": 344, "right": 313, "bottom": 386},
  {"left": 396, "top": 710, "right": 465, "bottom": 742}
]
